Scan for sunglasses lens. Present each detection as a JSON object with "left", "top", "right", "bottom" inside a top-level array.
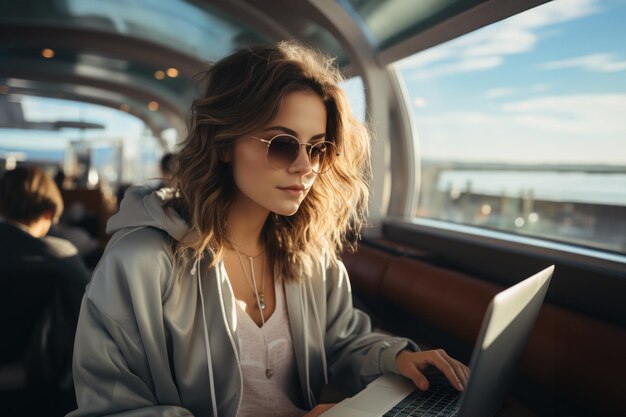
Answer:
[
  {"left": 268, "top": 135, "right": 300, "bottom": 168},
  {"left": 311, "top": 142, "right": 332, "bottom": 173},
  {"left": 311, "top": 141, "right": 336, "bottom": 173},
  {"left": 265, "top": 134, "right": 337, "bottom": 173}
]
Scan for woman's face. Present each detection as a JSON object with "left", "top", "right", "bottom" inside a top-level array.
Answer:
[{"left": 230, "top": 89, "right": 327, "bottom": 216}]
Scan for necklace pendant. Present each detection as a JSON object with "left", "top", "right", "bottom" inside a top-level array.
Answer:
[
  {"left": 258, "top": 293, "right": 266, "bottom": 310},
  {"left": 265, "top": 369, "right": 273, "bottom": 379}
]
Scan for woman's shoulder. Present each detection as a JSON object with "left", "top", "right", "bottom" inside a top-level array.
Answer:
[
  {"left": 320, "top": 251, "right": 347, "bottom": 275},
  {"left": 106, "top": 226, "right": 172, "bottom": 258},
  {"left": 89, "top": 226, "right": 176, "bottom": 302},
  {"left": 309, "top": 252, "right": 349, "bottom": 291}
]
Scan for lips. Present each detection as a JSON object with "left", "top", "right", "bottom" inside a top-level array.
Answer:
[
  {"left": 278, "top": 184, "right": 306, "bottom": 191},
  {"left": 277, "top": 184, "right": 307, "bottom": 197}
]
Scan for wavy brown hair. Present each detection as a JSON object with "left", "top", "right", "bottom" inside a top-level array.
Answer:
[{"left": 170, "top": 40, "right": 371, "bottom": 281}]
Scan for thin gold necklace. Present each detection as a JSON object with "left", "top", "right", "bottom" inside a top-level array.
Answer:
[
  {"left": 232, "top": 247, "right": 273, "bottom": 378},
  {"left": 233, "top": 247, "right": 267, "bottom": 311}
]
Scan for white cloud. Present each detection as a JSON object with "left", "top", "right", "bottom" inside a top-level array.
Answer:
[
  {"left": 501, "top": 94, "right": 626, "bottom": 134},
  {"left": 413, "top": 97, "right": 427, "bottom": 108},
  {"left": 538, "top": 53, "right": 626, "bottom": 72},
  {"left": 413, "top": 93, "right": 626, "bottom": 164},
  {"left": 531, "top": 83, "right": 551, "bottom": 93},
  {"left": 507, "top": 0, "right": 600, "bottom": 28},
  {"left": 407, "top": 56, "right": 503, "bottom": 81},
  {"left": 460, "top": 27, "right": 536, "bottom": 58},
  {"left": 397, "top": 0, "right": 601, "bottom": 80},
  {"left": 485, "top": 87, "right": 518, "bottom": 99},
  {"left": 395, "top": 45, "right": 452, "bottom": 70},
  {"left": 484, "top": 84, "right": 551, "bottom": 99}
]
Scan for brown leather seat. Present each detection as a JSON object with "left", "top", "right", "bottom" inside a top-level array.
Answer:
[
  {"left": 380, "top": 256, "right": 498, "bottom": 346},
  {"left": 343, "top": 244, "right": 626, "bottom": 417},
  {"left": 342, "top": 245, "right": 393, "bottom": 297},
  {"left": 522, "top": 303, "right": 625, "bottom": 417}
]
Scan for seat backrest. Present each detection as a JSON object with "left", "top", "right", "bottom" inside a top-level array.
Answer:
[
  {"left": 0, "top": 263, "right": 80, "bottom": 393},
  {"left": 342, "top": 245, "right": 393, "bottom": 297},
  {"left": 0, "top": 267, "right": 56, "bottom": 365}
]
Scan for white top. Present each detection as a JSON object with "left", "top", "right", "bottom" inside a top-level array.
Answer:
[{"left": 236, "top": 279, "right": 307, "bottom": 417}]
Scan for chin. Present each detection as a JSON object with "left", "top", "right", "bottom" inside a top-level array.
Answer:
[{"left": 272, "top": 203, "right": 301, "bottom": 217}]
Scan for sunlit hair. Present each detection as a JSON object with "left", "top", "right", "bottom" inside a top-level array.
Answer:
[
  {"left": 0, "top": 166, "right": 64, "bottom": 224},
  {"left": 169, "top": 40, "right": 371, "bottom": 281}
]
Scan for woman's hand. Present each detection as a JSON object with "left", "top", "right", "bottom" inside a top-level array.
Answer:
[
  {"left": 395, "top": 349, "right": 470, "bottom": 392},
  {"left": 303, "top": 403, "right": 336, "bottom": 416}
]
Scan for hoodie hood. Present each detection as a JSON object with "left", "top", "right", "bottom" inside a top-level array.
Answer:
[{"left": 107, "top": 185, "right": 190, "bottom": 241}]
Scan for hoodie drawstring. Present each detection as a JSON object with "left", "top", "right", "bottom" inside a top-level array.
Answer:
[
  {"left": 190, "top": 257, "right": 199, "bottom": 276},
  {"left": 194, "top": 261, "right": 220, "bottom": 417},
  {"left": 192, "top": 255, "right": 327, "bottom": 416},
  {"left": 299, "top": 282, "right": 314, "bottom": 408},
  {"left": 306, "top": 277, "right": 329, "bottom": 385}
]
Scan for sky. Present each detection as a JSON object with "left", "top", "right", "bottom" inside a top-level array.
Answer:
[
  {"left": 1, "top": 0, "right": 624, "bottom": 169},
  {"left": 396, "top": 0, "right": 626, "bottom": 165}
]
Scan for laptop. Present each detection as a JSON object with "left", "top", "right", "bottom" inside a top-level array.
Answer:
[{"left": 322, "top": 265, "right": 554, "bottom": 417}]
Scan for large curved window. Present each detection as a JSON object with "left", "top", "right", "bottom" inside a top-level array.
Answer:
[
  {"left": 0, "top": 96, "right": 159, "bottom": 186},
  {"left": 395, "top": 0, "right": 626, "bottom": 254},
  {"left": 341, "top": 76, "right": 366, "bottom": 123}
]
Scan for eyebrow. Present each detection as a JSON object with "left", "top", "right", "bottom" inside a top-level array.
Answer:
[{"left": 262, "top": 126, "right": 326, "bottom": 142}]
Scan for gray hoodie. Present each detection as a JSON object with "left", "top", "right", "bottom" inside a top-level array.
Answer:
[{"left": 68, "top": 186, "right": 417, "bottom": 417}]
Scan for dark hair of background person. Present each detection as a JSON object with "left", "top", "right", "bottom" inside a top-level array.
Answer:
[
  {"left": 160, "top": 153, "right": 175, "bottom": 175},
  {"left": 0, "top": 166, "right": 64, "bottom": 224}
]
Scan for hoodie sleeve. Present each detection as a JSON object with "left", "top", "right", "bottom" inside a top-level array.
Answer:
[
  {"left": 323, "top": 259, "right": 419, "bottom": 393},
  {"left": 68, "top": 228, "right": 193, "bottom": 417}
]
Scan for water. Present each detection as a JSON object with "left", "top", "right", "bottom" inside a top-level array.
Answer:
[{"left": 437, "top": 170, "right": 626, "bottom": 206}]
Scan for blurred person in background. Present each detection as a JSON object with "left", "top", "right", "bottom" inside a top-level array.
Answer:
[
  {"left": 0, "top": 166, "right": 90, "bottom": 416},
  {"left": 156, "top": 152, "right": 176, "bottom": 189},
  {"left": 50, "top": 166, "right": 102, "bottom": 269}
]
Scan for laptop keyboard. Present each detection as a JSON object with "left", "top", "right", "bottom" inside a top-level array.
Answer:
[{"left": 382, "top": 385, "right": 460, "bottom": 417}]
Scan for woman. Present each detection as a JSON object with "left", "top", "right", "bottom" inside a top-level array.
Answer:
[{"left": 69, "top": 41, "right": 469, "bottom": 417}]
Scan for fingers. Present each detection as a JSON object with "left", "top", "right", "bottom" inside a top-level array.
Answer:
[
  {"left": 455, "top": 359, "right": 470, "bottom": 389},
  {"left": 397, "top": 349, "right": 470, "bottom": 392},
  {"left": 451, "top": 353, "right": 471, "bottom": 390},
  {"left": 400, "top": 362, "right": 431, "bottom": 391},
  {"left": 427, "top": 349, "right": 463, "bottom": 391},
  {"left": 438, "top": 349, "right": 470, "bottom": 390}
]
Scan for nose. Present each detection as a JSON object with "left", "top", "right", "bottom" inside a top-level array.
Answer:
[{"left": 288, "top": 144, "right": 314, "bottom": 174}]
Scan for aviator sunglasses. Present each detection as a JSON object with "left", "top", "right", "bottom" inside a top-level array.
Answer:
[{"left": 249, "top": 134, "right": 339, "bottom": 174}]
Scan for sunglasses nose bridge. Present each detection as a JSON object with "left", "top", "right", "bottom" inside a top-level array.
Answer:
[
  {"left": 301, "top": 142, "right": 314, "bottom": 157},
  {"left": 294, "top": 142, "right": 315, "bottom": 165}
]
